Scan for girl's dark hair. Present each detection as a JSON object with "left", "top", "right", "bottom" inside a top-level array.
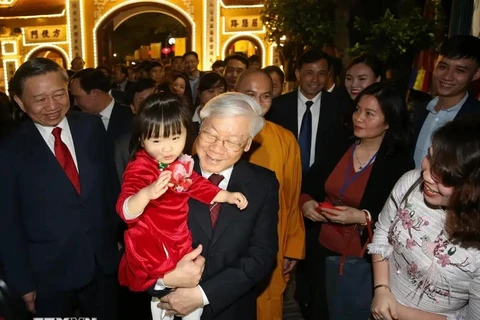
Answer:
[
  {"left": 429, "top": 115, "right": 480, "bottom": 249},
  {"left": 129, "top": 92, "right": 192, "bottom": 158},
  {"left": 347, "top": 53, "right": 384, "bottom": 79},
  {"left": 355, "top": 83, "right": 411, "bottom": 149},
  {"left": 198, "top": 72, "right": 227, "bottom": 93}
]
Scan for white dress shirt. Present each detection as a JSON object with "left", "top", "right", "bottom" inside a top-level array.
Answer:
[
  {"left": 34, "top": 116, "right": 79, "bottom": 171},
  {"left": 192, "top": 105, "right": 202, "bottom": 123},
  {"left": 98, "top": 98, "right": 115, "bottom": 130},
  {"left": 327, "top": 83, "right": 335, "bottom": 93},
  {"left": 123, "top": 159, "right": 234, "bottom": 307},
  {"left": 297, "top": 89, "right": 322, "bottom": 166}
]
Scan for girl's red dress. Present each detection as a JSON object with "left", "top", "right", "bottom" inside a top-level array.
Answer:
[{"left": 116, "top": 150, "right": 221, "bottom": 291}]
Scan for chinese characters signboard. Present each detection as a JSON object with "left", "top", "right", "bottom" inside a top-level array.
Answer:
[
  {"left": 24, "top": 25, "right": 67, "bottom": 44},
  {"left": 225, "top": 16, "right": 263, "bottom": 32}
]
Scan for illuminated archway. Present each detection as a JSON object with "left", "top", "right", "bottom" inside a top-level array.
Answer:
[
  {"left": 26, "top": 45, "right": 69, "bottom": 68},
  {"left": 222, "top": 34, "right": 265, "bottom": 67},
  {"left": 93, "top": 1, "right": 195, "bottom": 66}
]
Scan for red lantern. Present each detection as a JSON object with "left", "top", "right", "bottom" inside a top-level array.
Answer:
[{"left": 161, "top": 47, "right": 171, "bottom": 55}]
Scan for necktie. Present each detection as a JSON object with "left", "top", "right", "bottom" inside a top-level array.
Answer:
[
  {"left": 299, "top": 101, "right": 313, "bottom": 172},
  {"left": 52, "top": 127, "right": 81, "bottom": 194},
  {"left": 208, "top": 174, "right": 224, "bottom": 227}
]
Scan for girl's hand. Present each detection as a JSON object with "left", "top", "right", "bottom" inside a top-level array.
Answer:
[
  {"left": 229, "top": 192, "right": 248, "bottom": 210},
  {"left": 371, "top": 288, "right": 398, "bottom": 320},
  {"left": 321, "top": 206, "right": 366, "bottom": 225},
  {"left": 301, "top": 200, "right": 327, "bottom": 222},
  {"left": 144, "top": 170, "right": 172, "bottom": 200}
]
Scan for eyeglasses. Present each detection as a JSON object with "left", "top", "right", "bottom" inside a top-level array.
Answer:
[
  {"left": 199, "top": 130, "right": 248, "bottom": 152},
  {"left": 245, "top": 92, "right": 272, "bottom": 102}
]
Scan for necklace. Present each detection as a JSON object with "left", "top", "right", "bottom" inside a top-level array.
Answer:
[{"left": 354, "top": 143, "right": 377, "bottom": 170}]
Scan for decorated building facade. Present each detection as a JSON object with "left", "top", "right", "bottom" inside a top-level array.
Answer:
[{"left": 0, "top": 0, "right": 278, "bottom": 92}]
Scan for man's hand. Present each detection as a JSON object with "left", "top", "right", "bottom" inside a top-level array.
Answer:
[
  {"left": 159, "top": 287, "right": 204, "bottom": 317},
  {"left": 22, "top": 290, "right": 36, "bottom": 314},
  {"left": 282, "top": 257, "right": 298, "bottom": 275},
  {"left": 164, "top": 245, "right": 205, "bottom": 288}
]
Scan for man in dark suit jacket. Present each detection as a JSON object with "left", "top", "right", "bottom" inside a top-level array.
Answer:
[
  {"left": 412, "top": 35, "right": 480, "bottom": 167},
  {"left": 154, "top": 92, "right": 279, "bottom": 320},
  {"left": 112, "top": 64, "right": 135, "bottom": 92},
  {"left": 266, "top": 50, "right": 341, "bottom": 176},
  {"left": 0, "top": 58, "right": 119, "bottom": 318},
  {"left": 113, "top": 78, "right": 157, "bottom": 181},
  {"left": 70, "top": 68, "right": 133, "bottom": 143}
]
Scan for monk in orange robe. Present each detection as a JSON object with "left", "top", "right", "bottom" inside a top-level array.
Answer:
[{"left": 235, "top": 70, "right": 305, "bottom": 320}]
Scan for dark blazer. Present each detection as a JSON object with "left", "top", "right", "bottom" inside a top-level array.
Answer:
[
  {"left": 188, "top": 159, "right": 279, "bottom": 320},
  {"left": 0, "top": 112, "right": 120, "bottom": 296},
  {"left": 114, "top": 132, "right": 131, "bottom": 182},
  {"left": 107, "top": 102, "right": 133, "bottom": 143},
  {"left": 266, "top": 90, "right": 342, "bottom": 166},
  {"left": 111, "top": 81, "right": 134, "bottom": 92},
  {"left": 412, "top": 95, "right": 480, "bottom": 146}
]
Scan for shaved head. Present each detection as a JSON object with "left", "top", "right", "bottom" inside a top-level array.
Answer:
[{"left": 234, "top": 69, "right": 273, "bottom": 116}]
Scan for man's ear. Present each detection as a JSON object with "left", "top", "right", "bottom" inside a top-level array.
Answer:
[
  {"left": 472, "top": 67, "right": 480, "bottom": 82},
  {"left": 130, "top": 103, "right": 136, "bottom": 114},
  {"left": 295, "top": 69, "right": 301, "bottom": 82},
  {"left": 13, "top": 95, "right": 26, "bottom": 112},
  {"left": 243, "top": 138, "right": 252, "bottom": 152}
]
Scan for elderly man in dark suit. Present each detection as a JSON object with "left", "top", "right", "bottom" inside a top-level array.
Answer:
[
  {"left": 70, "top": 68, "right": 133, "bottom": 143},
  {"left": 150, "top": 92, "right": 279, "bottom": 320},
  {"left": 0, "top": 58, "right": 119, "bottom": 318}
]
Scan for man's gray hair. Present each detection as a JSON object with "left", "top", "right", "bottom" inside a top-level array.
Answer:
[{"left": 200, "top": 92, "right": 265, "bottom": 137}]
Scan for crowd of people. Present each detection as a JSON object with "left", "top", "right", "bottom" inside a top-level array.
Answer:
[{"left": 0, "top": 34, "right": 480, "bottom": 320}]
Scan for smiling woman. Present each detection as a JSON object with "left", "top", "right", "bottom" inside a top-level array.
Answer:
[{"left": 369, "top": 115, "right": 480, "bottom": 320}]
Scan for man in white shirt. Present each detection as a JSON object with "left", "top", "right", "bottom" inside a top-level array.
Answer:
[
  {"left": 155, "top": 93, "right": 279, "bottom": 320},
  {"left": 70, "top": 68, "right": 133, "bottom": 143},
  {"left": 267, "top": 50, "right": 341, "bottom": 174},
  {"left": 0, "top": 58, "right": 120, "bottom": 319}
]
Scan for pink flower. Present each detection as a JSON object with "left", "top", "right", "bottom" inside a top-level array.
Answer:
[
  {"left": 407, "top": 263, "right": 418, "bottom": 275},
  {"left": 406, "top": 238, "right": 416, "bottom": 249},
  {"left": 423, "top": 220, "right": 430, "bottom": 226},
  {"left": 402, "top": 216, "right": 414, "bottom": 229},
  {"left": 398, "top": 208, "right": 409, "bottom": 219},
  {"left": 167, "top": 154, "right": 194, "bottom": 192},
  {"left": 437, "top": 254, "right": 451, "bottom": 267}
]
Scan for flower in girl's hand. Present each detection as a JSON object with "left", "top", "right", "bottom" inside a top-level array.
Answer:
[{"left": 168, "top": 154, "right": 194, "bottom": 192}]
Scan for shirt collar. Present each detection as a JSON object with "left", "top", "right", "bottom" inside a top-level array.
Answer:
[
  {"left": 427, "top": 92, "right": 469, "bottom": 114},
  {"left": 327, "top": 83, "right": 335, "bottom": 93},
  {"left": 298, "top": 88, "right": 322, "bottom": 105},
  {"left": 201, "top": 165, "right": 234, "bottom": 184},
  {"left": 189, "top": 70, "right": 200, "bottom": 81},
  {"left": 192, "top": 105, "right": 202, "bottom": 123},
  {"left": 99, "top": 98, "right": 115, "bottom": 120},
  {"left": 34, "top": 116, "right": 70, "bottom": 139}
]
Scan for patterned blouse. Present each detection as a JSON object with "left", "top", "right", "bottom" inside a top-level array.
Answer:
[{"left": 368, "top": 170, "right": 480, "bottom": 320}]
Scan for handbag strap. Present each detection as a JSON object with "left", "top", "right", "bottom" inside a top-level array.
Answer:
[
  {"left": 390, "top": 176, "right": 423, "bottom": 211},
  {"left": 338, "top": 216, "right": 372, "bottom": 275}
]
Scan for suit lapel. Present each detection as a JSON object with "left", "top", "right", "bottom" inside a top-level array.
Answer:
[
  {"left": 23, "top": 118, "right": 81, "bottom": 196},
  {"left": 210, "top": 161, "right": 253, "bottom": 248},
  {"left": 290, "top": 91, "right": 299, "bottom": 138},
  {"left": 191, "top": 159, "right": 214, "bottom": 239},
  {"left": 68, "top": 113, "right": 93, "bottom": 198}
]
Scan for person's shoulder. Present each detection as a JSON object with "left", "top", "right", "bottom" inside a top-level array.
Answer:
[
  {"left": 266, "top": 121, "right": 296, "bottom": 141},
  {"left": 393, "top": 169, "right": 422, "bottom": 195},
  {"left": 238, "top": 160, "right": 277, "bottom": 181},
  {"left": 273, "top": 90, "right": 296, "bottom": 103},
  {"left": 67, "top": 111, "right": 104, "bottom": 132}
]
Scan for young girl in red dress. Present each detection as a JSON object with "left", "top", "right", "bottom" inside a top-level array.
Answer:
[{"left": 116, "top": 92, "right": 248, "bottom": 320}]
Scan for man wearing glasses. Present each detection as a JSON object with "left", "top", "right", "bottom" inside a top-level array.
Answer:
[
  {"left": 156, "top": 92, "right": 280, "bottom": 320},
  {"left": 235, "top": 69, "right": 305, "bottom": 320}
]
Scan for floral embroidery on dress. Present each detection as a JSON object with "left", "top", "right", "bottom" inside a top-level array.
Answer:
[{"left": 388, "top": 202, "right": 471, "bottom": 302}]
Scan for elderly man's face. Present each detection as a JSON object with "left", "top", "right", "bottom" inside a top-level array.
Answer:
[
  {"left": 14, "top": 71, "right": 70, "bottom": 127},
  {"left": 235, "top": 73, "right": 273, "bottom": 116},
  {"left": 196, "top": 115, "right": 252, "bottom": 173}
]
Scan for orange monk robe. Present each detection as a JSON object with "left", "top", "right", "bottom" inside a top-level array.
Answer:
[{"left": 245, "top": 120, "right": 305, "bottom": 320}]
